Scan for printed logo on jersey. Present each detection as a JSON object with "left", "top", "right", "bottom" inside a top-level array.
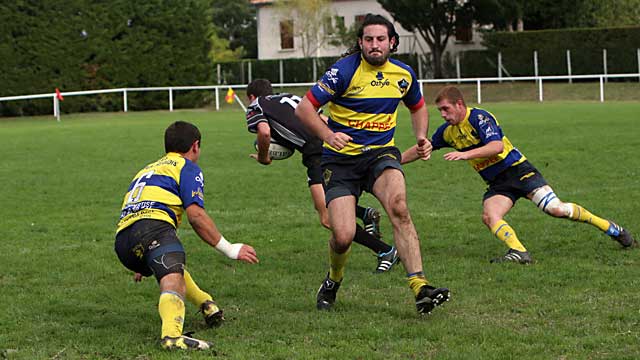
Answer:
[
  {"left": 345, "top": 86, "right": 364, "bottom": 96},
  {"left": 371, "top": 71, "right": 390, "bottom": 88},
  {"left": 133, "top": 244, "right": 144, "bottom": 259},
  {"left": 397, "top": 78, "right": 409, "bottom": 95},
  {"left": 325, "top": 68, "right": 339, "bottom": 84},
  {"left": 317, "top": 81, "right": 335, "bottom": 95},
  {"left": 195, "top": 172, "right": 204, "bottom": 188}
]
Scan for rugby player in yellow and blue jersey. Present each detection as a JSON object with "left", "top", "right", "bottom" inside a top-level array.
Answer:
[
  {"left": 115, "top": 121, "right": 258, "bottom": 350},
  {"left": 296, "top": 14, "right": 450, "bottom": 315},
  {"left": 403, "top": 86, "right": 636, "bottom": 263}
]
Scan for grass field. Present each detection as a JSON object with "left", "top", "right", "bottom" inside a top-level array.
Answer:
[{"left": 1, "top": 101, "right": 639, "bottom": 359}]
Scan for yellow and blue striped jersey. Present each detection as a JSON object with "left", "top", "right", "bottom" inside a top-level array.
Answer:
[
  {"left": 307, "top": 53, "right": 424, "bottom": 156},
  {"left": 116, "top": 152, "right": 205, "bottom": 233},
  {"left": 431, "top": 107, "right": 526, "bottom": 182}
]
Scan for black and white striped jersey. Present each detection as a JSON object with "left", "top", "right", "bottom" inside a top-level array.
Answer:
[{"left": 245, "top": 93, "right": 318, "bottom": 152}]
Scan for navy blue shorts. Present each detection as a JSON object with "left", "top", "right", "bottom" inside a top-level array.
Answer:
[
  {"left": 483, "top": 160, "right": 548, "bottom": 203},
  {"left": 321, "top": 147, "right": 403, "bottom": 205},
  {"left": 114, "top": 219, "right": 185, "bottom": 281}
]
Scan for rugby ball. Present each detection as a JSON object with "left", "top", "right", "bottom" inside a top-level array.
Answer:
[{"left": 254, "top": 139, "right": 294, "bottom": 160}]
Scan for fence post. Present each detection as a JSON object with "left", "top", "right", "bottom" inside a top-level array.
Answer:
[
  {"left": 248, "top": 61, "right": 252, "bottom": 83},
  {"left": 599, "top": 76, "right": 604, "bottom": 102},
  {"left": 498, "top": 52, "right": 502, "bottom": 83},
  {"left": 169, "top": 88, "right": 173, "bottom": 112},
  {"left": 603, "top": 49, "right": 607, "bottom": 82},
  {"left": 279, "top": 60, "right": 284, "bottom": 85},
  {"left": 123, "top": 89, "right": 128, "bottom": 112},
  {"left": 313, "top": 57, "right": 317, "bottom": 81},
  {"left": 456, "top": 54, "right": 461, "bottom": 84},
  {"left": 533, "top": 50, "right": 538, "bottom": 78},
  {"left": 637, "top": 48, "right": 640, "bottom": 82},
  {"left": 538, "top": 78, "right": 543, "bottom": 102},
  {"left": 418, "top": 55, "right": 423, "bottom": 79},
  {"left": 217, "top": 64, "right": 221, "bottom": 84},
  {"left": 476, "top": 79, "right": 482, "bottom": 104},
  {"left": 215, "top": 87, "right": 219, "bottom": 111},
  {"left": 566, "top": 50, "right": 572, "bottom": 84}
]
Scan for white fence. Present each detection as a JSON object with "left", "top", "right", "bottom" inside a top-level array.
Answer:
[{"left": 1, "top": 73, "right": 640, "bottom": 119}]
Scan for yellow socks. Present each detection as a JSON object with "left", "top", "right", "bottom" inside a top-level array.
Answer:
[
  {"left": 568, "top": 203, "right": 611, "bottom": 232},
  {"left": 183, "top": 269, "right": 214, "bottom": 307},
  {"left": 407, "top": 272, "right": 428, "bottom": 297},
  {"left": 329, "top": 245, "right": 351, "bottom": 282},
  {"left": 158, "top": 291, "right": 185, "bottom": 338},
  {"left": 491, "top": 220, "right": 527, "bottom": 252}
]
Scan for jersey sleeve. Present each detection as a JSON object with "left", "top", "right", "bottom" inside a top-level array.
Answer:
[
  {"left": 401, "top": 66, "right": 424, "bottom": 111},
  {"left": 471, "top": 110, "right": 503, "bottom": 144},
  {"left": 307, "top": 64, "right": 349, "bottom": 108},
  {"left": 246, "top": 99, "right": 268, "bottom": 133},
  {"left": 430, "top": 124, "right": 449, "bottom": 150},
  {"left": 179, "top": 161, "right": 205, "bottom": 209}
]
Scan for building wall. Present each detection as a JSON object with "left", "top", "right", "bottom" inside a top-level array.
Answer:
[{"left": 254, "top": 0, "right": 484, "bottom": 60}]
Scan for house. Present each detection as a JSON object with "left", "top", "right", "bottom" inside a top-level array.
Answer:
[{"left": 250, "top": 0, "right": 484, "bottom": 60}]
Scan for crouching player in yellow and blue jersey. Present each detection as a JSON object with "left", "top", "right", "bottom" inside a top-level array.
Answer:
[
  {"left": 296, "top": 14, "right": 450, "bottom": 315},
  {"left": 115, "top": 121, "right": 259, "bottom": 350},
  {"left": 403, "top": 86, "right": 636, "bottom": 263}
]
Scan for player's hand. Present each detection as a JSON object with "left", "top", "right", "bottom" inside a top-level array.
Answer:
[
  {"left": 443, "top": 151, "right": 467, "bottom": 161},
  {"left": 325, "top": 132, "right": 352, "bottom": 150},
  {"left": 133, "top": 272, "right": 143, "bottom": 282},
  {"left": 237, "top": 244, "right": 259, "bottom": 264},
  {"left": 416, "top": 138, "right": 432, "bottom": 160},
  {"left": 249, "top": 153, "right": 271, "bottom": 165}
]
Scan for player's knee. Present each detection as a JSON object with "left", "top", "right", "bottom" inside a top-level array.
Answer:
[
  {"left": 387, "top": 193, "right": 410, "bottom": 225},
  {"left": 530, "top": 187, "right": 571, "bottom": 218},
  {"left": 481, "top": 212, "right": 493, "bottom": 227},
  {"left": 331, "top": 234, "right": 352, "bottom": 253}
]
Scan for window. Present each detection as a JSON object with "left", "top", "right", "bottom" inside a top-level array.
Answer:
[
  {"left": 455, "top": 11, "right": 473, "bottom": 43},
  {"left": 354, "top": 14, "right": 366, "bottom": 26},
  {"left": 280, "top": 20, "right": 294, "bottom": 49}
]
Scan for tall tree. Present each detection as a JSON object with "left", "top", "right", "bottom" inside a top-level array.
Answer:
[
  {"left": 378, "top": 0, "right": 466, "bottom": 78},
  {"left": 470, "top": 0, "right": 526, "bottom": 31},
  {"left": 209, "top": 0, "right": 257, "bottom": 58}
]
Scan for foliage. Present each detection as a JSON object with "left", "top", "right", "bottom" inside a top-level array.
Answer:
[
  {"left": 522, "top": 0, "right": 640, "bottom": 30},
  {"left": 0, "top": 0, "right": 213, "bottom": 116},
  {"left": 209, "top": 0, "right": 257, "bottom": 59},
  {"left": 378, "top": 0, "right": 467, "bottom": 78}
]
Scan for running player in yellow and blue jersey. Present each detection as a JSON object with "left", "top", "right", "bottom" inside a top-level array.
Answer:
[
  {"left": 296, "top": 14, "right": 450, "bottom": 315},
  {"left": 115, "top": 121, "right": 258, "bottom": 350},
  {"left": 245, "top": 78, "right": 399, "bottom": 273},
  {"left": 403, "top": 86, "right": 636, "bottom": 263}
]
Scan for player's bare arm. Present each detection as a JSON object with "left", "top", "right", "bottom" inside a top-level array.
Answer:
[
  {"left": 296, "top": 96, "right": 352, "bottom": 150},
  {"left": 250, "top": 122, "right": 272, "bottom": 165},
  {"left": 443, "top": 140, "right": 503, "bottom": 161},
  {"left": 409, "top": 104, "right": 431, "bottom": 160},
  {"left": 186, "top": 204, "right": 259, "bottom": 264}
]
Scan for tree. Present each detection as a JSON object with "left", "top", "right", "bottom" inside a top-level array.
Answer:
[
  {"left": 274, "top": 0, "right": 334, "bottom": 58},
  {"left": 470, "top": 0, "right": 526, "bottom": 31},
  {"left": 378, "top": 0, "right": 467, "bottom": 78},
  {"left": 209, "top": 0, "right": 257, "bottom": 58}
]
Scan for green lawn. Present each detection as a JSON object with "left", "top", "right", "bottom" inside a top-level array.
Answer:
[{"left": 0, "top": 102, "right": 639, "bottom": 359}]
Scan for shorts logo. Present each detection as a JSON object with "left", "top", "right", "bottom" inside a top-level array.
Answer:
[
  {"left": 133, "top": 244, "right": 144, "bottom": 259},
  {"left": 148, "top": 240, "right": 160, "bottom": 251},
  {"left": 519, "top": 172, "right": 535, "bottom": 181},
  {"left": 378, "top": 153, "right": 398, "bottom": 161},
  {"left": 323, "top": 169, "right": 332, "bottom": 186}
]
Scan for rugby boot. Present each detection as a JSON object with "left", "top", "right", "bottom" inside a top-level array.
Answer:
[
  {"left": 316, "top": 274, "right": 341, "bottom": 311},
  {"left": 375, "top": 246, "right": 399, "bottom": 273},
  {"left": 200, "top": 300, "right": 224, "bottom": 327},
  {"left": 161, "top": 335, "right": 212, "bottom": 350},
  {"left": 415, "top": 285, "right": 450, "bottom": 315},
  {"left": 490, "top": 248, "right": 532, "bottom": 264}
]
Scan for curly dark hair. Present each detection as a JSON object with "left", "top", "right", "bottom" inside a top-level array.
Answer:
[{"left": 341, "top": 13, "right": 400, "bottom": 58}]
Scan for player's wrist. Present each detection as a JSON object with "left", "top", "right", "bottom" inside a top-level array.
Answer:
[{"left": 214, "top": 235, "right": 242, "bottom": 259}]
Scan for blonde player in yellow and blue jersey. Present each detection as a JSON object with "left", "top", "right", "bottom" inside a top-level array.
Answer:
[
  {"left": 296, "top": 14, "right": 450, "bottom": 315},
  {"left": 403, "top": 86, "right": 636, "bottom": 263},
  {"left": 115, "top": 121, "right": 258, "bottom": 350}
]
